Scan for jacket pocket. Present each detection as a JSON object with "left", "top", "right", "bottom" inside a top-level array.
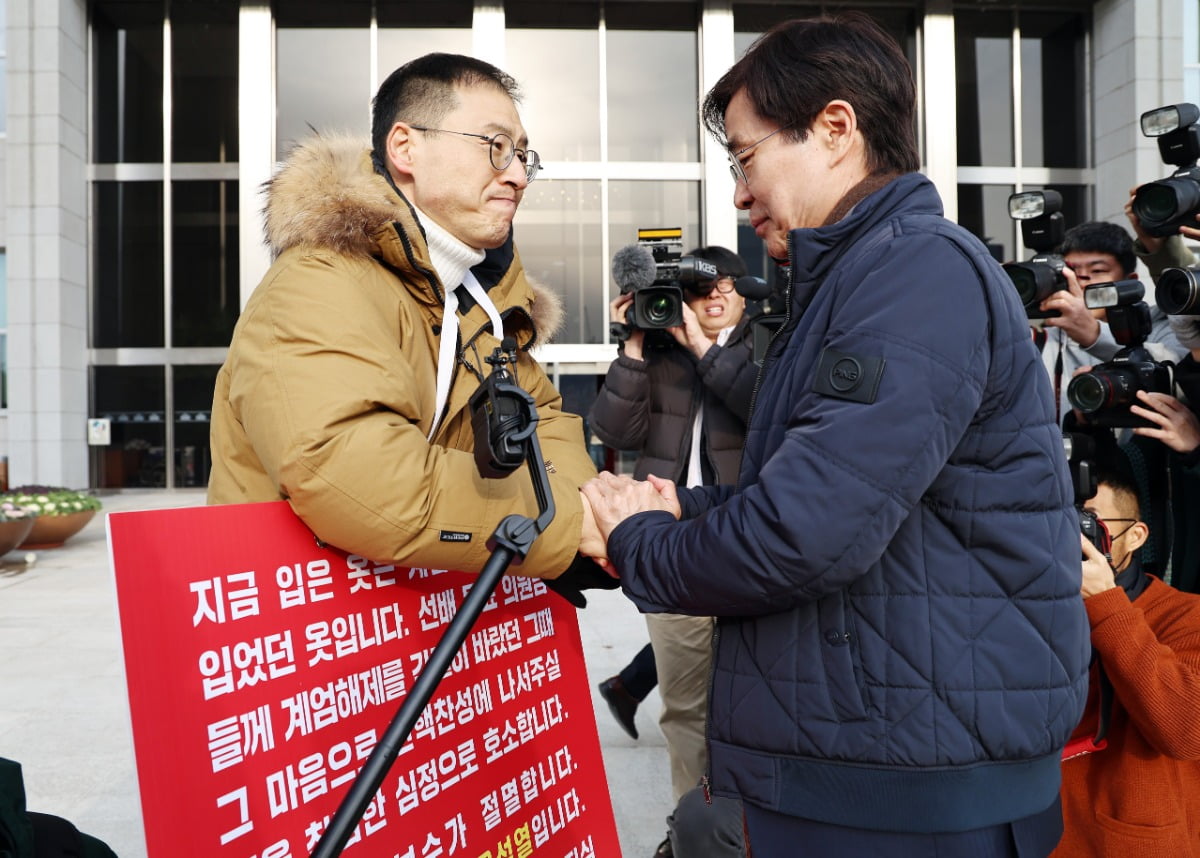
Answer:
[
  {"left": 816, "top": 590, "right": 869, "bottom": 721},
  {"left": 1094, "top": 810, "right": 1190, "bottom": 852}
]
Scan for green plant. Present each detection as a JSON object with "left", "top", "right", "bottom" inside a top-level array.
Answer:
[{"left": 2, "top": 485, "right": 102, "bottom": 517}]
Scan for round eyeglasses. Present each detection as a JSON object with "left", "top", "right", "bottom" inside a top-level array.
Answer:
[
  {"left": 727, "top": 124, "right": 793, "bottom": 185},
  {"left": 408, "top": 124, "right": 542, "bottom": 182}
]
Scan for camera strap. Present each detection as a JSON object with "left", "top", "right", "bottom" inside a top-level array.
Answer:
[
  {"left": 428, "top": 271, "right": 505, "bottom": 442},
  {"left": 1061, "top": 661, "right": 1114, "bottom": 761},
  {"left": 1052, "top": 331, "right": 1065, "bottom": 426}
]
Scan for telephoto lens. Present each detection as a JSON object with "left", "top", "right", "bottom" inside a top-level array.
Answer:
[{"left": 1156, "top": 266, "right": 1200, "bottom": 316}]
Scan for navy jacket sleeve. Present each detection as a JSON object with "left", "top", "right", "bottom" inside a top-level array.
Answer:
[
  {"left": 609, "top": 233, "right": 994, "bottom": 616},
  {"left": 677, "top": 484, "right": 735, "bottom": 519}
]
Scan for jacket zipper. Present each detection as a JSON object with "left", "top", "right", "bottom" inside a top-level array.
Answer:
[
  {"left": 390, "top": 221, "right": 442, "bottom": 305},
  {"left": 708, "top": 241, "right": 798, "bottom": 802},
  {"left": 702, "top": 614, "right": 719, "bottom": 805}
]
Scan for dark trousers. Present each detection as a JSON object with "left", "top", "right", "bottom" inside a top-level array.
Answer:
[
  {"left": 742, "top": 795, "right": 1063, "bottom": 858},
  {"left": 617, "top": 641, "right": 658, "bottom": 701}
]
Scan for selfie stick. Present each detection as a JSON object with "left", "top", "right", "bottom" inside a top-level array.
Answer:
[{"left": 311, "top": 341, "right": 555, "bottom": 858}]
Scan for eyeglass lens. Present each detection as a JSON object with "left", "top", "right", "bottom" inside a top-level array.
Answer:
[{"left": 487, "top": 133, "right": 540, "bottom": 182}]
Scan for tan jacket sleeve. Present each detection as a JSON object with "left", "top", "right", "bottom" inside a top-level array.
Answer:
[{"left": 225, "top": 251, "right": 592, "bottom": 578}]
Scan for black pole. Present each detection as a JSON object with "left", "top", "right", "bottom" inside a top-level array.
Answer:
[
  {"left": 311, "top": 339, "right": 554, "bottom": 857},
  {"left": 309, "top": 542, "right": 517, "bottom": 858}
]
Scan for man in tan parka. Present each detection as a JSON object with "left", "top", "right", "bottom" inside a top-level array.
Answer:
[{"left": 209, "top": 53, "right": 605, "bottom": 590}]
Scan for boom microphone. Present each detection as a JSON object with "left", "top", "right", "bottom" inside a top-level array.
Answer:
[{"left": 611, "top": 244, "right": 657, "bottom": 293}]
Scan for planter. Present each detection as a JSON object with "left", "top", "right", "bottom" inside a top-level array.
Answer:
[
  {"left": 20, "top": 510, "right": 97, "bottom": 549},
  {"left": 0, "top": 518, "right": 35, "bottom": 556}
]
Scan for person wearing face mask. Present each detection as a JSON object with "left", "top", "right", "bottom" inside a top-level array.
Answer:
[
  {"left": 588, "top": 245, "right": 756, "bottom": 857},
  {"left": 1054, "top": 456, "right": 1200, "bottom": 857}
]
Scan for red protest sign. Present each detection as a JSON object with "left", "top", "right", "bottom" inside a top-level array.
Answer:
[{"left": 108, "top": 501, "right": 620, "bottom": 858}]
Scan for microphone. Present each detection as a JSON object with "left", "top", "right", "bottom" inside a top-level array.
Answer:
[
  {"left": 734, "top": 275, "right": 771, "bottom": 301},
  {"left": 611, "top": 244, "right": 657, "bottom": 293}
]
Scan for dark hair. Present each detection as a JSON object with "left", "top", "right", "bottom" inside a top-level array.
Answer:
[
  {"left": 702, "top": 12, "right": 919, "bottom": 175},
  {"left": 1060, "top": 221, "right": 1137, "bottom": 278},
  {"left": 1094, "top": 451, "right": 1142, "bottom": 521},
  {"left": 686, "top": 245, "right": 747, "bottom": 279},
  {"left": 371, "top": 53, "right": 521, "bottom": 160}
]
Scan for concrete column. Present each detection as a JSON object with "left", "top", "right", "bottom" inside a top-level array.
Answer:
[
  {"left": 1093, "top": 0, "right": 1183, "bottom": 224},
  {"left": 699, "top": 0, "right": 737, "bottom": 250},
  {"left": 923, "top": 2, "right": 958, "bottom": 222},
  {"left": 6, "top": 0, "right": 89, "bottom": 488},
  {"left": 238, "top": 3, "right": 274, "bottom": 307}
]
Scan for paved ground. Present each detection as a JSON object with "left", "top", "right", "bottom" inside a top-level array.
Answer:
[{"left": 0, "top": 490, "right": 672, "bottom": 857}]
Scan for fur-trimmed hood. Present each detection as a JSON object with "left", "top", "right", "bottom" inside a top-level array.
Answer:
[{"left": 262, "top": 134, "right": 564, "bottom": 341}]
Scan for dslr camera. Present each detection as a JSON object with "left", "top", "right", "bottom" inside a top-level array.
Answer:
[
  {"left": 615, "top": 227, "right": 719, "bottom": 333},
  {"left": 1002, "top": 190, "right": 1068, "bottom": 319},
  {"left": 1065, "top": 279, "right": 1174, "bottom": 428},
  {"left": 1130, "top": 103, "right": 1200, "bottom": 237},
  {"left": 1063, "top": 431, "right": 1112, "bottom": 559}
]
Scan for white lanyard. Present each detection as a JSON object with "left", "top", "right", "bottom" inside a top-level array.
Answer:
[
  {"left": 684, "top": 324, "right": 734, "bottom": 487},
  {"left": 427, "top": 270, "right": 505, "bottom": 442}
]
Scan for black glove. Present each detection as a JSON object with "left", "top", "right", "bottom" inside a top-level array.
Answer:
[{"left": 543, "top": 552, "right": 620, "bottom": 608}]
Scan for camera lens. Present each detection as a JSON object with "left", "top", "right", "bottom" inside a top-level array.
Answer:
[
  {"left": 1002, "top": 260, "right": 1064, "bottom": 308},
  {"left": 1007, "top": 266, "right": 1038, "bottom": 306},
  {"left": 1135, "top": 182, "right": 1182, "bottom": 224},
  {"left": 1157, "top": 267, "right": 1200, "bottom": 315},
  {"left": 646, "top": 294, "right": 675, "bottom": 325},
  {"left": 1067, "top": 373, "right": 1109, "bottom": 413},
  {"left": 1068, "top": 368, "right": 1135, "bottom": 414},
  {"left": 1134, "top": 177, "right": 1200, "bottom": 235}
]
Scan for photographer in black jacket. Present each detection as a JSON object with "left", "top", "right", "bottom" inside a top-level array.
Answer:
[{"left": 589, "top": 245, "right": 755, "bottom": 857}]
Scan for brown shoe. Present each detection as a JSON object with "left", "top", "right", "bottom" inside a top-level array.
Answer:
[{"left": 597, "top": 675, "right": 640, "bottom": 739}]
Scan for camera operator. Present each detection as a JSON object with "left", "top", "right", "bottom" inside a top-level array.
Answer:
[
  {"left": 1036, "top": 221, "right": 1184, "bottom": 423},
  {"left": 1054, "top": 456, "right": 1200, "bottom": 857},
  {"left": 589, "top": 245, "right": 755, "bottom": 858}
]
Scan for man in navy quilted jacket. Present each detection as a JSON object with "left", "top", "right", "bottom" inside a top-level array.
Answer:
[{"left": 581, "top": 12, "right": 1090, "bottom": 857}]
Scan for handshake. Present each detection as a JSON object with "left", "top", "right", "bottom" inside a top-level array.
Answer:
[{"left": 543, "top": 472, "right": 682, "bottom": 608}]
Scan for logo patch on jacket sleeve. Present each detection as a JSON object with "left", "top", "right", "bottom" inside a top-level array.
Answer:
[
  {"left": 440, "top": 531, "right": 472, "bottom": 543},
  {"left": 812, "top": 348, "right": 885, "bottom": 404}
]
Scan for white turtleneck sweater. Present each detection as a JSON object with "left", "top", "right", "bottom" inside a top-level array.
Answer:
[
  {"left": 412, "top": 206, "right": 485, "bottom": 292},
  {"left": 410, "top": 207, "right": 506, "bottom": 440}
]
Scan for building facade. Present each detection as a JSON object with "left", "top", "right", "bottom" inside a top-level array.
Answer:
[{"left": 0, "top": 0, "right": 1188, "bottom": 489}]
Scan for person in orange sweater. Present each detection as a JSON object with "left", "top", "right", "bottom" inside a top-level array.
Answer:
[{"left": 1056, "top": 459, "right": 1200, "bottom": 856}]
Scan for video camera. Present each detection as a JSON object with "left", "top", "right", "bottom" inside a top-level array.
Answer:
[
  {"left": 1002, "top": 190, "right": 1068, "bottom": 319},
  {"left": 1065, "top": 279, "right": 1174, "bottom": 427},
  {"left": 1130, "top": 103, "right": 1200, "bottom": 237},
  {"left": 609, "top": 228, "right": 719, "bottom": 337}
]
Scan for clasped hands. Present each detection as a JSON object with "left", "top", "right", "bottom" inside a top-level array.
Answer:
[{"left": 578, "top": 472, "right": 682, "bottom": 575}]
